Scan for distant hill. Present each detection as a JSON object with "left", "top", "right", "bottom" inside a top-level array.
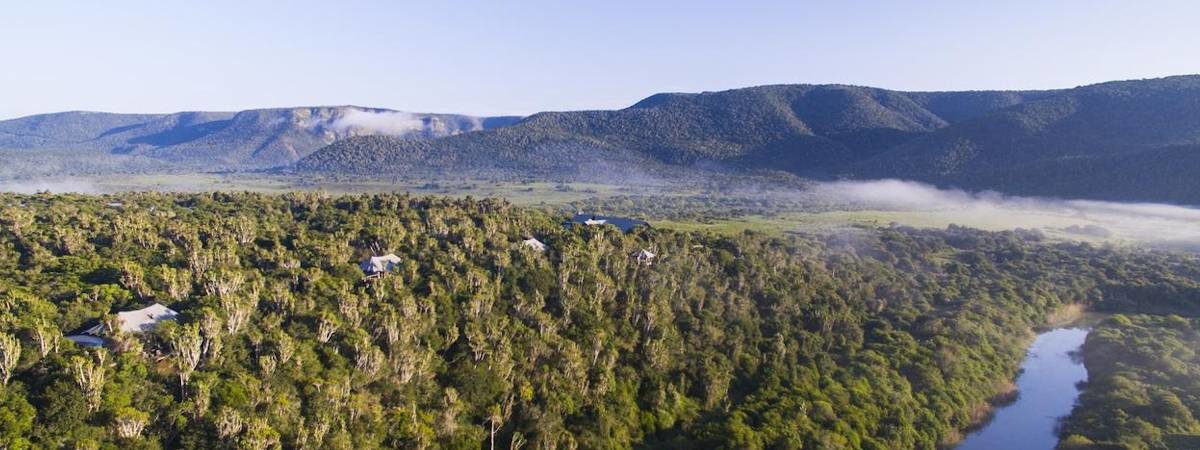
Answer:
[
  {"left": 299, "top": 76, "right": 1200, "bottom": 204},
  {"left": 8, "top": 76, "right": 1200, "bottom": 204},
  {"left": 0, "top": 107, "right": 521, "bottom": 169},
  {"left": 849, "top": 76, "right": 1200, "bottom": 203},
  {"left": 298, "top": 85, "right": 1056, "bottom": 178}
]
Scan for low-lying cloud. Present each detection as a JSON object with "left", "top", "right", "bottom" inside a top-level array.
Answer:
[
  {"left": 815, "top": 179, "right": 1200, "bottom": 248},
  {"left": 328, "top": 109, "right": 428, "bottom": 136},
  {"left": 0, "top": 179, "right": 99, "bottom": 194}
]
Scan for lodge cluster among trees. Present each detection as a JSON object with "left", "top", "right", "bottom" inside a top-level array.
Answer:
[{"left": 0, "top": 192, "right": 1198, "bottom": 449}]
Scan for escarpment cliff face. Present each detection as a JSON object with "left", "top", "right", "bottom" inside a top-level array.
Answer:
[{"left": 0, "top": 106, "right": 520, "bottom": 168}]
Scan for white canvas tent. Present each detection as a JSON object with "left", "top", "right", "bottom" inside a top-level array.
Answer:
[
  {"left": 521, "top": 237, "right": 547, "bottom": 252},
  {"left": 361, "top": 254, "right": 402, "bottom": 275},
  {"left": 633, "top": 249, "right": 656, "bottom": 266},
  {"left": 82, "top": 303, "right": 179, "bottom": 335}
]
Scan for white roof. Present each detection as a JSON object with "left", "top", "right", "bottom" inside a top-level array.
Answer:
[
  {"left": 85, "top": 303, "right": 179, "bottom": 335},
  {"left": 584, "top": 219, "right": 608, "bottom": 225},
  {"left": 521, "top": 238, "right": 547, "bottom": 251},
  {"left": 635, "top": 249, "right": 656, "bottom": 258},
  {"left": 361, "top": 254, "right": 402, "bottom": 273}
]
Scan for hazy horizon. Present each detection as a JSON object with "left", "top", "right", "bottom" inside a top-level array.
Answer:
[
  {"left": 5, "top": 73, "right": 1200, "bottom": 120},
  {"left": 3, "top": 0, "right": 1200, "bottom": 120}
]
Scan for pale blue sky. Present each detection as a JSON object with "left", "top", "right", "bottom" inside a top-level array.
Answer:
[{"left": 2, "top": 0, "right": 1198, "bottom": 119}]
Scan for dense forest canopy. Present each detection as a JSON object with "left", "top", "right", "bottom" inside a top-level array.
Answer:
[
  {"left": 1060, "top": 314, "right": 1200, "bottom": 450},
  {"left": 0, "top": 192, "right": 1198, "bottom": 449}
]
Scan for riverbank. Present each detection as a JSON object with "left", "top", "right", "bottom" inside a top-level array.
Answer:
[
  {"left": 947, "top": 304, "right": 1102, "bottom": 448},
  {"left": 950, "top": 379, "right": 1021, "bottom": 446},
  {"left": 1041, "top": 304, "right": 1108, "bottom": 330},
  {"left": 955, "top": 328, "right": 1091, "bottom": 450}
]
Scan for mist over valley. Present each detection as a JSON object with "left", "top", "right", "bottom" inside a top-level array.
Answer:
[{"left": 3, "top": 4, "right": 1200, "bottom": 447}]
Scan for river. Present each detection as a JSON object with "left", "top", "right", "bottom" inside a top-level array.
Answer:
[{"left": 955, "top": 327, "right": 1090, "bottom": 450}]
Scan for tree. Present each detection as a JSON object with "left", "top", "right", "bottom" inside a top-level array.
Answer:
[
  {"left": 159, "top": 265, "right": 192, "bottom": 301},
  {"left": 30, "top": 318, "right": 59, "bottom": 358},
  {"left": 240, "top": 417, "right": 281, "bottom": 450},
  {"left": 119, "top": 261, "right": 149, "bottom": 300},
  {"left": 352, "top": 332, "right": 384, "bottom": 382},
  {"left": 317, "top": 312, "right": 339, "bottom": 344},
  {"left": 112, "top": 407, "right": 149, "bottom": 440},
  {"left": 0, "top": 206, "right": 34, "bottom": 237},
  {"left": 170, "top": 323, "right": 203, "bottom": 390},
  {"left": 0, "top": 333, "right": 19, "bottom": 386},
  {"left": 197, "top": 308, "right": 225, "bottom": 364},
  {"left": 70, "top": 351, "right": 106, "bottom": 413},
  {"left": 0, "top": 388, "right": 35, "bottom": 448},
  {"left": 215, "top": 407, "right": 244, "bottom": 439},
  {"left": 485, "top": 403, "right": 508, "bottom": 450}
]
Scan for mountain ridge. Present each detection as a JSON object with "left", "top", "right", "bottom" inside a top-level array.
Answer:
[
  {"left": 848, "top": 75, "right": 1200, "bottom": 202},
  {"left": 0, "top": 106, "right": 522, "bottom": 169},
  {"left": 296, "top": 83, "right": 1061, "bottom": 177},
  {"left": 297, "top": 75, "right": 1200, "bottom": 203},
  {"left": 6, "top": 76, "right": 1200, "bottom": 203}
]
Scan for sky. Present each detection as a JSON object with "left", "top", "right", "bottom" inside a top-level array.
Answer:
[{"left": 2, "top": 0, "right": 1199, "bottom": 119}]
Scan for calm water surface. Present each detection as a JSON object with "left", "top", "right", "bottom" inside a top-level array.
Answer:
[{"left": 956, "top": 327, "right": 1089, "bottom": 450}]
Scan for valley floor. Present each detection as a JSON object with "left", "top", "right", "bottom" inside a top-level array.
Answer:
[{"left": 22, "top": 173, "right": 1197, "bottom": 250}]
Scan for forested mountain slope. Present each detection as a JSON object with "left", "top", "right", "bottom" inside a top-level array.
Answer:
[
  {"left": 299, "top": 76, "right": 1200, "bottom": 204},
  {"left": 851, "top": 75, "right": 1200, "bottom": 203},
  {"left": 8, "top": 76, "right": 1200, "bottom": 203},
  {"left": 0, "top": 107, "right": 520, "bottom": 168},
  {"left": 297, "top": 85, "right": 1053, "bottom": 177},
  {"left": 0, "top": 193, "right": 1198, "bottom": 448}
]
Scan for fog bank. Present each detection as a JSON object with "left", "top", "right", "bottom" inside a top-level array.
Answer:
[
  {"left": 816, "top": 179, "right": 1200, "bottom": 248},
  {"left": 0, "top": 179, "right": 99, "bottom": 194},
  {"left": 328, "top": 109, "right": 427, "bottom": 136}
]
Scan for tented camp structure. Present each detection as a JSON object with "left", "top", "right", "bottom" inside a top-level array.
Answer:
[
  {"left": 85, "top": 303, "right": 179, "bottom": 334},
  {"left": 361, "top": 254, "right": 402, "bottom": 278},
  {"left": 521, "top": 237, "right": 547, "bottom": 252},
  {"left": 67, "top": 303, "right": 180, "bottom": 346},
  {"left": 65, "top": 335, "right": 105, "bottom": 347},
  {"left": 564, "top": 214, "right": 649, "bottom": 233},
  {"left": 633, "top": 249, "right": 657, "bottom": 266}
]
